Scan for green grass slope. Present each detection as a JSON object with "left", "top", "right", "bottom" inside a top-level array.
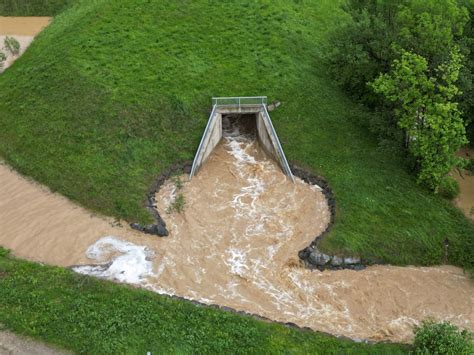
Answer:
[
  {"left": 0, "top": 248, "right": 408, "bottom": 353},
  {"left": 0, "top": 0, "right": 73, "bottom": 16},
  {"left": 0, "top": 0, "right": 472, "bottom": 270}
]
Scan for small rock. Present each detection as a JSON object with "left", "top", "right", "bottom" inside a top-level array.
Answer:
[
  {"left": 344, "top": 257, "right": 361, "bottom": 265},
  {"left": 330, "top": 256, "right": 343, "bottom": 266},
  {"left": 298, "top": 247, "right": 312, "bottom": 260},
  {"left": 130, "top": 223, "right": 144, "bottom": 232},
  {"left": 143, "top": 224, "right": 169, "bottom": 237},
  {"left": 309, "top": 251, "right": 330, "bottom": 266},
  {"left": 267, "top": 101, "right": 281, "bottom": 112}
]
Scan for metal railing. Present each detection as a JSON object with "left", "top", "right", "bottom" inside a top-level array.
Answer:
[
  {"left": 261, "top": 104, "right": 295, "bottom": 183},
  {"left": 212, "top": 96, "right": 267, "bottom": 109},
  {"left": 190, "top": 96, "right": 294, "bottom": 183}
]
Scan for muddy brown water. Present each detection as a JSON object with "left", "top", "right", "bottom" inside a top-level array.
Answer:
[
  {"left": 0, "top": 119, "right": 473, "bottom": 343},
  {"left": 0, "top": 17, "right": 51, "bottom": 72},
  {"left": 0, "top": 17, "right": 51, "bottom": 36}
]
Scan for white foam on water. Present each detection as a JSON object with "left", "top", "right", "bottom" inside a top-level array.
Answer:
[
  {"left": 225, "top": 248, "right": 249, "bottom": 276},
  {"left": 73, "top": 236, "right": 155, "bottom": 284},
  {"left": 226, "top": 139, "right": 258, "bottom": 167},
  {"left": 160, "top": 182, "right": 177, "bottom": 210},
  {"left": 224, "top": 129, "right": 281, "bottom": 241},
  {"left": 221, "top": 125, "right": 315, "bottom": 317}
]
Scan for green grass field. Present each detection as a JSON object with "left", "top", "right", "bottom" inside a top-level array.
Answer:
[
  {"left": 0, "top": 0, "right": 472, "bottom": 270},
  {"left": 0, "top": 248, "right": 408, "bottom": 353}
]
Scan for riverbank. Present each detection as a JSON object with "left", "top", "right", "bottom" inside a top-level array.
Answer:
[{"left": 1, "top": 147, "right": 472, "bottom": 343}]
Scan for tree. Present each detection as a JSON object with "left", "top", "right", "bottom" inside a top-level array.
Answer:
[
  {"left": 371, "top": 48, "right": 467, "bottom": 190},
  {"left": 327, "top": 0, "right": 402, "bottom": 105},
  {"left": 396, "top": 0, "right": 469, "bottom": 70},
  {"left": 327, "top": 0, "right": 472, "bottom": 146}
]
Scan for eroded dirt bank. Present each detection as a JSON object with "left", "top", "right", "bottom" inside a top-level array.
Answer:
[
  {"left": 0, "top": 119, "right": 472, "bottom": 343},
  {"left": 0, "top": 17, "right": 51, "bottom": 72}
]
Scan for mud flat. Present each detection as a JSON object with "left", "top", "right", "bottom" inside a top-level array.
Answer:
[
  {"left": 0, "top": 17, "right": 51, "bottom": 72},
  {"left": 0, "top": 124, "right": 473, "bottom": 343}
]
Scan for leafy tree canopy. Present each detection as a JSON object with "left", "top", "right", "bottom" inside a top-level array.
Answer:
[{"left": 371, "top": 47, "right": 467, "bottom": 189}]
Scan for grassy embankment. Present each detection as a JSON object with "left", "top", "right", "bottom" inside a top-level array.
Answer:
[
  {"left": 0, "top": 2, "right": 472, "bottom": 266},
  {"left": 0, "top": 248, "right": 408, "bottom": 353}
]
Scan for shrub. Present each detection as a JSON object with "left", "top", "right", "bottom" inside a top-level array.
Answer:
[
  {"left": 0, "top": 247, "right": 10, "bottom": 257},
  {"left": 466, "top": 159, "right": 474, "bottom": 174},
  {"left": 413, "top": 320, "right": 473, "bottom": 354},
  {"left": 172, "top": 176, "right": 183, "bottom": 190},
  {"left": 167, "top": 193, "right": 185, "bottom": 214},
  {"left": 166, "top": 177, "right": 185, "bottom": 213},
  {"left": 4, "top": 36, "right": 20, "bottom": 56},
  {"left": 0, "top": 51, "right": 6, "bottom": 68},
  {"left": 437, "top": 177, "right": 460, "bottom": 200}
]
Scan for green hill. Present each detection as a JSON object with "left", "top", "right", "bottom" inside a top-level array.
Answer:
[{"left": 0, "top": 0, "right": 472, "bottom": 270}]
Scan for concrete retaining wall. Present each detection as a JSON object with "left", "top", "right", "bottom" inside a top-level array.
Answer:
[
  {"left": 200, "top": 112, "right": 222, "bottom": 168},
  {"left": 256, "top": 111, "right": 293, "bottom": 180}
]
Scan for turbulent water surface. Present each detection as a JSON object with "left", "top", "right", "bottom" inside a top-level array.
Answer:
[{"left": 0, "top": 116, "right": 472, "bottom": 343}]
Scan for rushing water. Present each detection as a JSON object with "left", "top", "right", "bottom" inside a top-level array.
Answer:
[{"left": 0, "top": 116, "right": 472, "bottom": 342}]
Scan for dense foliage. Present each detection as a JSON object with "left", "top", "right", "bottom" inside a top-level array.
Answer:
[
  {"left": 0, "top": 0, "right": 73, "bottom": 16},
  {"left": 0, "top": 248, "right": 408, "bottom": 354},
  {"left": 371, "top": 48, "right": 467, "bottom": 190},
  {"left": 0, "top": 0, "right": 472, "bottom": 270},
  {"left": 413, "top": 320, "right": 473, "bottom": 354},
  {"left": 0, "top": 51, "right": 5, "bottom": 69},
  {"left": 328, "top": 0, "right": 473, "bottom": 188}
]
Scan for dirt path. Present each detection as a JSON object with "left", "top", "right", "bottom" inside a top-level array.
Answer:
[
  {"left": 0, "top": 17, "right": 51, "bottom": 72},
  {"left": 0, "top": 331, "right": 69, "bottom": 355},
  {"left": 0, "top": 126, "right": 473, "bottom": 343}
]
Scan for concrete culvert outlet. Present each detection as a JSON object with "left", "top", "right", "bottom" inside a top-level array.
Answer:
[{"left": 190, "top": 97, "right": 294, "bottom": 181}]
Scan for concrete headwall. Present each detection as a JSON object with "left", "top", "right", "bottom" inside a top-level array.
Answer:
[
  {"left": 256, "top": 111, "right": 293, "bottom": 180},
  {"left": 190, "top": 111, "right": 222, "bottom": 178},
  {"left": 190, "top": 105, "right": 293, "bottom": 181},
  {"left": 200, "top": 112, "right": 222, "bottom": 167}
]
